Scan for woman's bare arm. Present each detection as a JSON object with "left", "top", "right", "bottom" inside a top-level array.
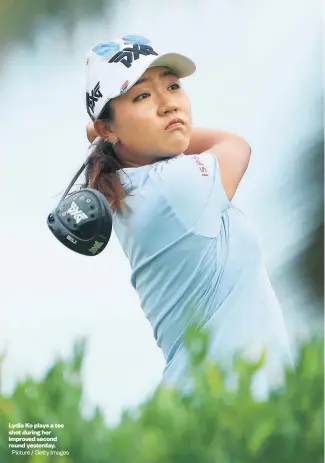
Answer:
[{"left": 184, "top": 128, "right": 232, "bottom": 155}]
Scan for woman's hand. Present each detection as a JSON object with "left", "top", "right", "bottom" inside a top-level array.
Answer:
[{"left": 86, "top": 122, "right": 99, "bottom": 143}]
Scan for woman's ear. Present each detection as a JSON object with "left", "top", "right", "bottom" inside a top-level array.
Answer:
[
  {"left": 93, "top": 119, "right": 117, "bottom": 144},
  {"left": 86, "top": 122, "right": 99, "bottom": 143}
]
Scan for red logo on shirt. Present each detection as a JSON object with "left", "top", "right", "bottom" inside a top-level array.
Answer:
[{"left": 192, "top": 156, "right": 208, "bottom": 176}]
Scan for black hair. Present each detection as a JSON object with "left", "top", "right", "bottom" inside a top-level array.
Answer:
[{"left": 83, "top": 102, "right": 126, "bottom": 211}]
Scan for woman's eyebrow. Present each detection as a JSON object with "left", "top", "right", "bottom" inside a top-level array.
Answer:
[{"left": 133, "top": 69, "right": 178, "bottom": 87}]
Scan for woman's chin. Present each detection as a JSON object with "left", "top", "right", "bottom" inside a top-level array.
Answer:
[{"left": 165, "top": 138, "right": 190, "bottom": 155}]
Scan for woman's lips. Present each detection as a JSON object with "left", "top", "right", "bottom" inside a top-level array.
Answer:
[
  {"left": 166, "top": 122, "right": 185, "bottom": 131},
  {"left": 165, "top": 118, "right": 185, "bottom": 131}
]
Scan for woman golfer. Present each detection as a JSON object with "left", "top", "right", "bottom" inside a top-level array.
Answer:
[{"left": 84, "top": 34, "right": 293, "bottom": 395}]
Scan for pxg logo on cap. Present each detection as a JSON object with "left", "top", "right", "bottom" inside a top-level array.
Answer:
[
  {"left": 91, "top": 36, "right": 157, "bottom": 71},
  {"left": 92, "top": 36, "right": 151, "bottom": 58},
  {"left": 86, "top": 82, "right": 102, "bottom": 114},
  {"left": 91, "top": 36, "right": 158, "bottom": 68}
]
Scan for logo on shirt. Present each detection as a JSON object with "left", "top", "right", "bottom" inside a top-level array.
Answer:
[{"left": 192, "top": 156, "right": 209, "bottom": 177}]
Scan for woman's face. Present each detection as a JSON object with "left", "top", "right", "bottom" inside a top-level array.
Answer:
[{"left": 99, "top": 66, "right": 192, "bottom": 166}]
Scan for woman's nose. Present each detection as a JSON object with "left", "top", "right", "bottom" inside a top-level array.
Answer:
[{"left": 158, "top": 95, "right": 179, "bottom": 116}]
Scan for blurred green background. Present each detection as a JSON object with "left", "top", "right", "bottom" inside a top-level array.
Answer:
[{"left": 0, "top": 334, "right": 323, "bottom": 462}]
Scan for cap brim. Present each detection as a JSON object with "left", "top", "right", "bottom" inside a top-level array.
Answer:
[{"left": 147, "top": 52, "right": 196, "bottom": 78}]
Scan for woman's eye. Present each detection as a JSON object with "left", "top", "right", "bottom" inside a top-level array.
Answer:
[
  {"left": 134, "top": 92, "right": 150, "bottom": 102},
  {"left": 168, "top": 83, "right": 180, "bottom": 90}
]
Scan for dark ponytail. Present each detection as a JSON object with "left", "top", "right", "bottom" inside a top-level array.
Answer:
[{"left": 83, "top": 102, "right": 126, "bottom": 212}]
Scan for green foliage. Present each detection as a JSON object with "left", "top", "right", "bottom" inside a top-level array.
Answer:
[{"left": 0, "top": 331, "right": 323, "bottom": 463}]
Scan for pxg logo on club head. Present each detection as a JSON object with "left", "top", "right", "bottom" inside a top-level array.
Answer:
[{"left": 47, "top": 189, "right": 112, "bottom": 256}]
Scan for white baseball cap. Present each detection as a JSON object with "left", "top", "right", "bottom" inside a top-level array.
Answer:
[{"left": 85, "top": 34, "right": 196, "bottom": 120}]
